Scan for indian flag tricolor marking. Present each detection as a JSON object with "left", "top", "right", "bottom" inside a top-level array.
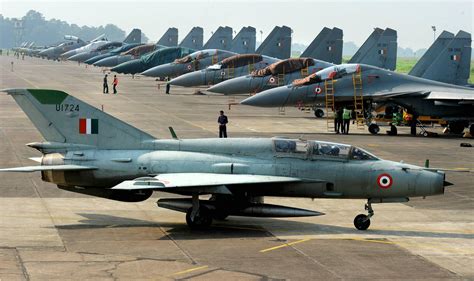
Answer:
[{"left": 79, "top": 118, "right": 99, "bottom": 134}]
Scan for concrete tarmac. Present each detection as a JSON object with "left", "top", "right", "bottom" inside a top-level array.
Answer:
[{"left": 0, "top": 55, "right": 473, "bottom": 280}]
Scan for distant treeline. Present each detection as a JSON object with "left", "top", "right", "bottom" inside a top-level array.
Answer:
[{"left": 0, "top": 10, "right": 149, "bottom": 48}]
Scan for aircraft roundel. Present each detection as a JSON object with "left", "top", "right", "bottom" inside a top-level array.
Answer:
[
  {"left": 269, "top": 77, "right": 276, "bottom": 84},
  {"left": 314, "top": 86, "right": 322, "bottom": 94},
  {"left": 187, "top": 64, "right": 192, "bottom": 70},
  {"left": 377, "top": 173, "right": 393, "bottom": 189}
]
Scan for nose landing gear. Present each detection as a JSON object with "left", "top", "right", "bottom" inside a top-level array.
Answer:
[
  {"left": 354, "top": 201, "right": 374, "bottom": 230},
  {"left": 186, "top": 194, "right": 213, "bottom": 229}
]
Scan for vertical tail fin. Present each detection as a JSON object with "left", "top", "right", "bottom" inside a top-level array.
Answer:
[
  {"left": 408, "top": 31, "right": 454, "bottom": 77},
  {"left": 123, "top": 28, "right": 142, "bottom": 44},
  {"left": 256, "top": 26, "right": 292, "bottom": 59},
  {"left": 301, "top": 27, "right": 343, "bottom": 64},
  {"left": 411, "top": 31, "right": 472, "bottom": 85},
  {"left": 179, "top": 27, "right": 204, "bottom": 49},
  {"left": 203, "top": 26, "right": 233, "bottom": 50},
  {"left": 157, "top": 28, "right": 178, "bottom": 47},
  {"left": 349, "top": 28, "right": 398, "bottom": 70},
  {"left": 230, "top": 26, "right": 256, "bottom": 54},
  {"left": 3, "top": 89, "right": 155, "bottom": 149}
]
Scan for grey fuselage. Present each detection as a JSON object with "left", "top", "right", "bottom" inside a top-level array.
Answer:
[
  {"left": 169, "top": 56, "right": 280, "bottom": 87},
  {"left": 242, "top": 64, "right": 474, "bottom": 119},
  {"left": 37, "top": 138, "right": 444, "bottom": 200},
  {"left": 208, "top": 59, "right": 334, "bottom": 95}
]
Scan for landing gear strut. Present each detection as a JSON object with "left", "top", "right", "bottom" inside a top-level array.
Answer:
[
  {"left": 353, "top": 201, "right": 374, "bottom": 230},
  {"left": 185, "top": 194, "right": 212, "bottom": 228}
]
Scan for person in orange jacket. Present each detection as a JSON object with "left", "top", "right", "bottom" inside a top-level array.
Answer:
[{"left": 113, "top": 75, "right": 118, "bottom": 94}]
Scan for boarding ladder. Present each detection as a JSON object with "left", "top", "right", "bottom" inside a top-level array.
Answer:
[
  {"left": 248, "top": 63, "right": 255, "bottom": 74},
  {"left": 227, "top": 66, "right": 235, "bottom": 79},
  {"left": 325, "top": 78, "right": 335, "bottom": 132},
  {"left": 212, "top": 55, "right": 219, "bottom": 64},
  {"left": 300, "top": 66, "right": 309, "bottom": 77},
  {"left": 352, "top": 70, "right": 365, "bottom": 129},
  {"left": 277, "top": 73, "right": 285, "bottom": 86}
]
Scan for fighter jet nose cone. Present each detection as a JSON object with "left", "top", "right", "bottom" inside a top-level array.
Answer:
[
  {"left": 94, "top": 56, "right": 116, "bottom": 67},
  {"left": 61, "top": 50, "right": 75, "bottom": 59},
  {"left": 68, "top": 53, "right": 83, "bottom": 62},
  {"left": 169, "top": 71, "right": 203, "bottom": 87},
  {"left": 240, "top": 87, "right": 289, "bottom": 107},
  {"left": 141, "top": 64, "right": 174, "bottom": 77},
  {"left": 111, "top": 60, "right": 141, "bottom": 74},
  {"left": 207, "top": 76, "right": 248, "bottom": 95}
]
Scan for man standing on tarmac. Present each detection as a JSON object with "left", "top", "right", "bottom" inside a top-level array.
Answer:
[
  {"left": 342, "top": 106, "right": 351, "bottom": 134},
  {"left": 335, "top": 107, "right": 343, "bottom": 134},
  {"left": 218, "top": 110, "right": 228, "bottom": 138},
  {"left": 103, "top": 74, "right": 109, "bottom": 94},
  {"left": 113, "top": 75, "right": 118, "bottom": 94}
]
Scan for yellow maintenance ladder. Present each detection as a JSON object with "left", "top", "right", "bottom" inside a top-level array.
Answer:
[
  {"left": 352, "top": 70, "right": 365, "bottom": 129},
  {"left": 325, "top": 78, "right": 335, "bottom": 131}
]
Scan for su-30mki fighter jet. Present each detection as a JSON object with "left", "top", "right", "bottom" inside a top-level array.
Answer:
[
  {"left": 0, "top": 89, "right": 451, "bottom": 230},
  {"left": 241, "top": 64, "right": 474, "bottom": 135}
]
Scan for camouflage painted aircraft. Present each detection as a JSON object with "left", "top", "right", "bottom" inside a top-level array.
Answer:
[
  {"left": 38, "top": 35, "right": 87, "bottom": 60},
  {"left": 168, "top": 26, "right": 292, "bottom": 87},
  {"left": 0, "top": 88, "right": 451, "bottom": 230},
  {"left": 140, "top": 26, "right": 256, "bottom": 78},
  {"left": 67, "top": 29, "right": 142, "bottom": 63},
  {"left": 110, "top": 26, "right": 235, "bottom": 75},
  {"left": 93, "top": 27, "right": 180, "bottom": 67},
  {"left": 241, "top": 64, "right": 474, "bottom": 134}
]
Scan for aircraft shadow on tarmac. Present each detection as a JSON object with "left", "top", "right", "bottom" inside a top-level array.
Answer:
[{"left": 51, "top": 213, "right": 474, "bottom": 240}]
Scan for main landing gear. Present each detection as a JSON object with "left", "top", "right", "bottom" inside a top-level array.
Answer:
[
  {"left": 353, "top": 201, "right": 374, "bottom": 230},
  {"left": 185, "top": 194, "right": 213, "bottom": 228}
]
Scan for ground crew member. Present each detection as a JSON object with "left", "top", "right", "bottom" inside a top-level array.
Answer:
[
  {"left": 103, "top": 74, "right": 109, "bottom": 94},
  {"left": 166, "top": 77, "right": 171, "bottom": 94},
  {"left": 386, "top": 123, "right": 398, "bottom": 136},
  {"left": 113, "top": 75, "right": 118, "bottom": 94},
  {"left": 218, "top": 110, "right": 228, "bottom": 138},
  {"left": 342, "top": 106, "right": 351, "bottom": 134},
  {"left": 335, "top": 107, "right": 343, "bottom": 134}
]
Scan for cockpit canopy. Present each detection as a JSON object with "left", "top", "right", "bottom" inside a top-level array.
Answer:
[
  {"left": 292, "top": 64, "right": 361, "bottom": 86},
  {"left": 175, "top": 50, "right": 211, "bottom": 64},
  {"left": 121, "top": 44, "right": 156, "bottom": 56},
  {"left": 217, "top": 54, "right": 263, "bottom": 69},
  {"left": 273, "top": 138, "right": 378, "bottom": 160},
  {"left": 252, "top": 58, "right": 315, "bottom": 77}
]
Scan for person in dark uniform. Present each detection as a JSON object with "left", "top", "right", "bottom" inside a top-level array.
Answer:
[
  {"left": 386, "top": 122, "right": 398, "bottom": 136},
  {"left": 218, "top": 110, "right": 228, "bottom": 138},
  {"left": 335, "top": 107, "right": 343, "bottom": 134},
  {"left": 103, "top": 74, "right": 109, "bottom": 94}
]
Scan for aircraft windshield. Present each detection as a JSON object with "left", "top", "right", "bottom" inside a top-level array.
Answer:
[
  {"left": 252, "top": 58, "right": 315, "bottom": 77},
  {"left": 312, "top": 141, "right": 351, "bottom": 159},
  {"left": 292, "top": 64, "right": 360, "bottom": 86},
  {"left": 350, "top": 147, "right": 379, "bottom": 160},
  {"left": 174, "top": 50, "right": 210, "bottom": 64}
]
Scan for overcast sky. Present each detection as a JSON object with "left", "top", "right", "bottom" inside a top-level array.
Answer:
[{"left": 1, "top": 0, "right": 472, "bottom": 49}]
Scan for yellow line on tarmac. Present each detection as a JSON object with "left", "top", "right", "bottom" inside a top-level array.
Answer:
[
  {"left": 345, "top": 238, "right": 394, "bottom": 245},
  {"left": 260, "top": 238, "right": 311, "bottom": 253},
  {"left": 169, "top": 265, "right": 209, "bottom": 276}
]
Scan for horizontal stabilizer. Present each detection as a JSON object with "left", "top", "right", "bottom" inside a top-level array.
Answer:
[
  {"left": 112, "top": 173, "right": 305, "bottom": 191},
  {"left": 0, "top": 165, "right": 97, "bottom": 172}
]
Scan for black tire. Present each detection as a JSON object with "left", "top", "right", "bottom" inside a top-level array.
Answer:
[
  {"left": 314, "top": 109, "right": 324, "bottom": 118},
  {"left": 449, "top": 122, "right": 465, "bottom": 134},
  {"left": 354, "top": 214, "right": 371, "bottom": 230},
  {"left": 368, "top": 124, "right": 380, "bottom": 135},
  {"left": 185, "top": 207, "right": 212, "bottom": 229}
]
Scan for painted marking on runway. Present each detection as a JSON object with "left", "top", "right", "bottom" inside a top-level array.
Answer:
[
  {"left": 260, "top": 238, "right": 311, "bottom": 253},
  {"left": 169, "top": 265, "right": 209, "bottom": 276}
]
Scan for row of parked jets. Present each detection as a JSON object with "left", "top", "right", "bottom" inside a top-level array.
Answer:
[
  {"left": 16, "top": 25, "right": 473, "bottom": 135},
  {"left": 4, "top": 25, "right": 472, "bottom": 229}
]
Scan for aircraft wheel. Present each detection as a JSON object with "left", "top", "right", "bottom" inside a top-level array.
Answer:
[
  {"left": 314, "top": 109, "right": 324, "bottom": 118},
  {"left": 186, "top": 207, "right": 212, "bottom": 228},
  {"left": 368, "top": 124, "right": 380, "bottom": 135},
  {"left": 449, "top": 122, "right": 465, "bottom": 134},
  {"left": 422, "top": 131, "right": 429, "bottom": 137},
  {"left": 354, "top": 214, "right": 371, "bottom": 230}
]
